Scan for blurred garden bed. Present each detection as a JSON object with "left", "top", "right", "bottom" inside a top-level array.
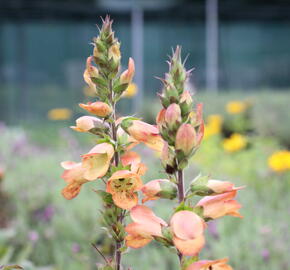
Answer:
[{"left": 0, "top": 90, "right": 289, "bottom": 269}]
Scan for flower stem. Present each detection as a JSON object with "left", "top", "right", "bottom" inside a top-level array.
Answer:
[
  {"left": 177, "top": 169, "right": 185, "bottom": 264},
  {"left": 109, "top": 80, "right": 123, "bottom": 270},
  {"left": 177, "top": 169, "right": 185, "bottom": 203}
]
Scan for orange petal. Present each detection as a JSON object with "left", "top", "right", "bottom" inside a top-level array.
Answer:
[
  {"left": 62, "top": 182, "right": 83, "bottom": 200},
  {"left": 121, "top": 151, "right": 141, "bottom": 167},
  {"left": 130, "top": 205, "right": 167, "bottom": 236},
  {"left": 173, "top": 234, "right": 205, "bottom": 256},
  {"left": 125, "top": 234, "right": 152, "bottom": 249},
  {"left": 112, "top": 192, "right": 138, "bottom": 210},
  {"left": 186, "top": 258, "right": 232, "bottom": 270},
  {"left": 171, "top": 211, "right": 205, "bottom": 240}
]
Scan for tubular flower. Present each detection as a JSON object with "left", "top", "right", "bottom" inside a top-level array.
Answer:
[
  {"left": 187, "top": 258, "right": 233, "bottom": 270},
  {"left": 206, "top": 180, "right": 244, "bottom": 194},
  {"left": 122, "top": 119, "right": 164, "bottom": 152},
  {"left": 61, "top": 161, "right": 88, "bottom": 200},
  {"left": 70, "top": 116, "right": 108, "bottom": 132},
  {"left": 170, "top": 210, "right": 206, "bottom": 256},
  {"left": 191, "top": 178, "right": 244, "bottom": 196},
  {"left": 83, "top": 56, "right": 99, "bottom": 90},
  {"left": 121, "top": 151, "right": 147, "bottom": 176},
  {"left": 81, "top": 143, "right": 114, "bottom": 180},
  {"left": 141, "top": 179, "right": 177, "bottom": 203},
  {"left": 197, "top": 190, "right": 243, "bottom": 219},
  {"left": 106, "top": 170, "right": 143, "bottom": 209},
  {"left": 79, "top": 101, "right": 112, "bottom": 117},
  {"left": 125, "top": 205, "right": 167, "bottom": 248},
  {"left": 120, "top": 57, "right": 135, "bottom": 84}
]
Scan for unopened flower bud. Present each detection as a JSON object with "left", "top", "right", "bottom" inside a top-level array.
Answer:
[
  {"left": 141, "top": 179, "right": 177, "bottom": 203},
  {"left": 79, "top": 101, "right": 112, "bottom": 118},
  {"left": 108, "top": 42, "right": 121, "bottom": 62},
  {"left": 120, "top": 58, "right": 135, "bottom": 84},
  {"left": 175, "top": 124, "right": 196, "bottom": 155},
  {"left": 165, "top": 103, "right": 181, "bottom": 130},
  {"left": 156, "top": 109, "right": 166, "bottom": 129},
  {"left": 161, "top": 142, "right": 177, "bottom": 174},
  {"left": 180, "top": 90, "right": 193, "bottom": 116},
  {"left": 70, "top": 116, "right": 109, "bottom": 133}
]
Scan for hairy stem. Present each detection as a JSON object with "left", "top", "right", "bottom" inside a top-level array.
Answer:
[
  {"left": 109, "top": 80, "right": 123, "bottom": 270},
  {"left": 177, "top": 169, "right": 185, "bottom": 264}
]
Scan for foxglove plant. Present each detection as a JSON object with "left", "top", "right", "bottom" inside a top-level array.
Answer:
[{"left": 60, "top": 17, "right": 243, "bottom": 270}]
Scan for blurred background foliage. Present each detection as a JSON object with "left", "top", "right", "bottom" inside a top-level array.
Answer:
[{"left": 0, "top": 0, "right": 290, "bottom": 269}]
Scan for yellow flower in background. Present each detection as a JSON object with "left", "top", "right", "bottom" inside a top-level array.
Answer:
[
  {"left": 47, "top": 108, "right": 72, "bottom": 121},
  {"left": 122, "top": 82, "right": 138, "bottom": 98},
  {"left": 226, "top": 101, "right": 247, "bottom": 114},
  {"left": 223, "top": 133, "right": 247, "bottom": 152},
  {"left": 204, "top": 114, "right": 223, "bottom": 139},
  {"left": 268, "top": 150, "right": 290, "bottom": 172},
  {"left": 83, "top": 85, "right": 97, "bottom": 97}
]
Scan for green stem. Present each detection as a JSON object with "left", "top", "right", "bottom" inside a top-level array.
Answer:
[
  {"left": 177, "top": 169, "right": 184, "bottom": 264},
  {"left": 109, "top": 79, "right": 123, "bottom": 270}
]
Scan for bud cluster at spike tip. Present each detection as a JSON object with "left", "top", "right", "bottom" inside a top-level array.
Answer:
[{"left": 156, "top": 47, "right": 204, "bottom": 172}]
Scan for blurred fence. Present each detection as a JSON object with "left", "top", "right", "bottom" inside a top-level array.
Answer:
[{"left": 0, "top": 13, "right": 290, "bottom": 123}]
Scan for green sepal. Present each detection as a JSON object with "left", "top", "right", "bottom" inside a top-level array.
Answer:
[
  {"left": 94, "top": 190, "right": 114, "bottom": 205},
  {"left": 113, "top": 82, "right": 129, "bottom": 94},
  {"left": 157, "top": 181, "right": 177, "bottom": 200},
  {"left": 181, "top": 256, "right": 198, "bottom": 270},
  {"left": 174, "top": 202, "right": 194, "bottom": 213},
  {"left": 153, "top": 236, "right": 173, "bottom": 247},
  {"left": 192, "top": 206, "right": 204, "bottom": 218},
  {"left": 189, "top": 174, "right": 213, "bottom": 196},
  {"left": 161, "top": 226, "right": 173, "bottom": 242}
]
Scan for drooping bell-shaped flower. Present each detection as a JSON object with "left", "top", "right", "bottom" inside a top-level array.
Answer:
[
  {"left": 170, "top": 210, "right": 206, "bottom": 256},
  {"left": 125, "top": 205, "right": 167, "bottom": 248},
  {"left": 81, "top": 143, "right": 114, "bottom": 180}
]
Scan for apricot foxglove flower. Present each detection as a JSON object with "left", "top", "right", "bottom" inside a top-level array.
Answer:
[
  {"left": 197, "top": 190, "right": 243, "bottom": 219},
  {"left": 61, "top": 161, "right": 88, "bottom": 200},
  {"left": 70, "top": 116, "right": 109, "bottom": 133},
  {"left": 187, "top": 258, "right": 232, "bottom": 270},
  {"left": 170, "top": 210, "right": 206, "bottom": 256},
  {"left": 190, "top": 176, "right": 244, "bottom": 196},
  {"left": 81, "top": 143, "right": 114, "bottom": 180},
  {"left": 121, "top": 119, "right": 164, "bottom": 152},
  {"left": 141, "top": 179, "right": 177, "bottom": 203},
  {"left": 83, "top": 56, "right": 99, "bottom": 91},
  {"left": 79, "top": 101, "right": 112, "bottom": 117},
  {"left": 120, "top": 58, "right": 135, "bottom": 84},
  {"left": 125, "top": 205, "right": 167, "bottom": 248},
  {"left": 106, "top": 170, "right": 143, "bottom": 209}
]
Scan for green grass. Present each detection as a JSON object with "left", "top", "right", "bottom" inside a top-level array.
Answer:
[{"left": 0, "top": 113, "right": 289, "bottom": 269}]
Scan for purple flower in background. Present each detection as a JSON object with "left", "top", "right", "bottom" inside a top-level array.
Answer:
[
  {"left": 28, "top": 230, "right": 39, "bottom": 243},
  {"left": 261, "top": 249, "right": 270, "bottom": 261},
  {"left": 72, "top": 243, "right": 81, "bottom": 253},
  {"left": 208, "top": 220, "right": 219, "bottom": 239},
  {"left": 33, "top": 205, "right": 55, "bottom": 223}
]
